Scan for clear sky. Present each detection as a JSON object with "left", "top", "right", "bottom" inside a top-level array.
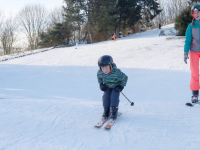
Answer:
[{"left": 1, "top": 0, "right": 64, "bottom": 17}]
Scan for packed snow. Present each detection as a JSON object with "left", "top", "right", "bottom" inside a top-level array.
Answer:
[{"left": 0, "top": 24, "right": 199, "bottom": 150}]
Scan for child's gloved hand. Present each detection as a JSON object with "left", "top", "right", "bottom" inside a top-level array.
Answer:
[
  {"left": 100, "top": 83, "right": 107, "bottom": 91},
  {"left": 115, "top": 85, "right": 124, "bottom": 92},
  {"left": 184, "top": 52, "right": 189, "bottom": 64}
]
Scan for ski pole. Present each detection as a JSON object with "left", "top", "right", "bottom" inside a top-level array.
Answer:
[{"left": 121, "top": 92, "right": 134, "bottom": 106}]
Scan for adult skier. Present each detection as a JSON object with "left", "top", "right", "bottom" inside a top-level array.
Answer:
[{"left": 184, "top": 4, "right": 200, "bottom": 103}]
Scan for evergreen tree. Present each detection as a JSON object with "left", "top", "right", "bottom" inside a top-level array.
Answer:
[
  {"left": 38, "top": 22, "right": 72, "bottom": 47},
  {"left": 63, "top": 0, "right": 93, "bottom": 43},
  {"left": 108, "top": 0, "right": 141, "bottom": 35},
  {"left": 140, "top": 0, "right": 162, "bottom": 27},
  {"left": 63, "top": 0, "right": 85, "bottom": 42},
  {"left": 126, "top": 1, "right": 142, "bottom": 33},
  {"left": 91, "top": 0, "right": 117, "bottom": 41},
  {"left": 62, "top": 0, "right": 161, "bottom": 43},
  {"left": 109, "top": 0, "right": 161, "bottom": 35},
  {"left": 116, "top": 0, "right": 130, "bottom": 32},
  {"left": 175, "top": 6, "right": 192, "bottom": 36}
]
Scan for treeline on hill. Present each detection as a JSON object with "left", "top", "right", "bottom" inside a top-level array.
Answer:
[
  {"left": 39, "top": 0, "right": 162, "bottom": 47},
  {"left": 175, "top": 0, "right": 200, "bottom": 36},
  {"left": 2, "top": 0, "right": 199, "bottom": 55}
]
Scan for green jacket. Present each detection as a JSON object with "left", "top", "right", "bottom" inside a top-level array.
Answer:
[{"left": 97, "top": 63, "right": 128, "bottom": 88}]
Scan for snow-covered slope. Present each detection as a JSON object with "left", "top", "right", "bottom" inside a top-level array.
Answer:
[{"left": 1, "top": 24, "right": 199, "bottom": 150}]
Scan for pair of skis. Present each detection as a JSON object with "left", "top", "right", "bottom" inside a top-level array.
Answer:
[{"left": 94, "top": 112, "right": 122, "bottom": 129}]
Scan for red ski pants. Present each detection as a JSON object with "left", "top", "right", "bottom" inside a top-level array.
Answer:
[{"left": 190, "top": 51, "right": 200, "bottom": 90}]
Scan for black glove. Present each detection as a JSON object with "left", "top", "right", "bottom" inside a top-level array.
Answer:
[
  {"left": 115, "top": 85, "right": 124, "bottom": 92},
  {"left": 184, "top": 52, "right": 189, "bottom": 64},
  {"left": 100, "top": 83, "right": 107, "bottom": 91}
]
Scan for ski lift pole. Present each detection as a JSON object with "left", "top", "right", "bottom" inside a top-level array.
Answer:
[{"left": 121, "top": 92, "right": 134, "bottom": 106}]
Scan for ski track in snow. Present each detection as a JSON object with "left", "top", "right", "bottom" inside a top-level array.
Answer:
[{"left": 1, "top": 24, "right": 200, "bottom": 149}]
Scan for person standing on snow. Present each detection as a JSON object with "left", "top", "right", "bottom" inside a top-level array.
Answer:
[
  {"left": 159, "top": 23, "right": 161, "bottom": 29},
  {"left": 97, "top": 55, "right": 128, "bottom": 121},
  {"left": 128, "top": 30, "right": 131, "bottom": 36},
  {"left": 111, "top": 33, "right": 116, "bottom": 41},
  {"left": 75, "top": 42, "right": 78, "bottom": 49},
  {"left": 184, "top": 4, "right": 200, "bottom": 103}
]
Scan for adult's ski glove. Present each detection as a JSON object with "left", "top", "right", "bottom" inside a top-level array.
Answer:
[
  {"left": 184, "top": 52, "right": 189, "bottom": 64},
  {"left": 100, "top": 83, "right": 107, "bottom": 91},
  {"left": 115, "top": 85, "right": 124, "bottom": 92}
]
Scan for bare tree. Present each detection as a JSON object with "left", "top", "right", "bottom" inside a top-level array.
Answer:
[
  {"left": 0, "top": 11, "right": 3, "bottom": 55},
  {"left": 0, "top": 11, "right": 3, "bottom": 30},
  {"left": 151, "top": 0, "right": 188, "bottom": 28},
  {"left": 18, "top": 4, "right": 49, "bottom": 50},
  {"left": 49, "top": 7, "right": 65, "bottom": 27},
  {"left": 0, "top": 17, "right": 18, "bottom": 55}
]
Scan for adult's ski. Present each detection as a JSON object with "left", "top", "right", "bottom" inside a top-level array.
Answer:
[
  {"left": 186, "top": 101, "right": 200, "bottom": 106},
  {"left": 104, "top": 112, "right": 122, "bottom": 130}
]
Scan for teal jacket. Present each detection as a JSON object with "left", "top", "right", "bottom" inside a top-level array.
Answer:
[
  {"left": 184, "top": 20, "right": 200, "bottom": 53},
  {"left": 97, "top": 63, "right": 128, "bottom": 88}
]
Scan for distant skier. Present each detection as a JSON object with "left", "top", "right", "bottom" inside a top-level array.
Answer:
[
  {"left": 114, "top": 34, "right": 116, "bottom": 41},
  {"left": 159, "top": 23, "right": 161, "bottom": 29},
  {"left": 128, "top": 30, "right": 131, "bottom": 36},
  {"left": 111, "top": 34, "right": 114, "bottom": 40},
  {"left": 97, "top": 55, "right": 128, "bottom": 122},
  {"left": 184, "top": 4, "right": 200, "bottom": 103},
  {"left": 119, "top": 32, "right": 122, "bottom": 38},
  {"left": 112, "top": 33, "right": 116, "bottom": 41},
  {"left": 75, "top": 42, "right": 78, "bottom": 49}
]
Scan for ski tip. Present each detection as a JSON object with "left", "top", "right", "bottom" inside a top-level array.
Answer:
[
  {"left": 186, "top": 103, "right": 193, "bottom": 107},
  {"left": 104, "top": 125, "right": 112, "bottom": 130}
]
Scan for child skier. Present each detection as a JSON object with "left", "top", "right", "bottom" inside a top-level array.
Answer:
[
  {"left": 184, "top": 4, "right": 200, "bottom": 103},
  {"left": 112, "top": 33, "right": 116, "bottom": 41},
  {"left": 97, "top": 55, "right": 128, "bottom": 121}
]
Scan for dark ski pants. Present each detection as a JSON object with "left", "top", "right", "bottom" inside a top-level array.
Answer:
[{"left": 102, "top": 88, "right": 120, "bottom": 108}]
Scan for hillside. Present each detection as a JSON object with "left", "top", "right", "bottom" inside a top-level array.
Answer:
[{"left": 0, "top": 24, "right": 199, "bottom": 150}]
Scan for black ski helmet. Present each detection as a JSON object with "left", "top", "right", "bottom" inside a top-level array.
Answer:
[{"left": 98, "top": 55, "right": 113, "bottom": 67}]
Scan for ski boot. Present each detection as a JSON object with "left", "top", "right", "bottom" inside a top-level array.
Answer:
[
  {"left": 191, "top": 90, "right": 199, "bottom": 103},
  {"left": 110, "top": 106, "right": 118, "bottom": 121},
  {"left": 101, "top": 107, "right": 110, "bottom": 121}
]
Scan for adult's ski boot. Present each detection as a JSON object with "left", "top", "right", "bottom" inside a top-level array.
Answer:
[{"left": 191, "top": 90, "right": 199, "bottom": 103}]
